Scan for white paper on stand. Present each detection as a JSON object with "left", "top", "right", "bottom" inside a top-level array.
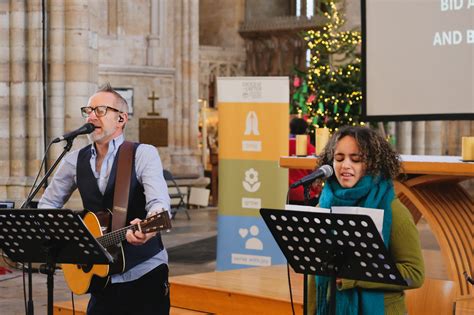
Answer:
[
  {"left": 285, "top": 204, "right": 331, "bottom": 213},
  {"left": 331, "top": 206, "right": 385, "bottom": 240}
]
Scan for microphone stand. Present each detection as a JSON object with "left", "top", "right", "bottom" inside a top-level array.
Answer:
[
  {"left": 20, "top": 138, "right": 74, "bottom": 315},
  {"left": 303, "top": 183, "right": 311, "bottom": 206},
  {"left": 21, "top": 139, "right": 74, "bottom": 209}
]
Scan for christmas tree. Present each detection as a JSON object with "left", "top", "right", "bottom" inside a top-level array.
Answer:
[{"left": 291, "top": 0, "right": 364, "bottom": 134}]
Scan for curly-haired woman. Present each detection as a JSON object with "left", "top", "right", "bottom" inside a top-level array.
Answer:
[{"left": 307, "top": 126, "right": 425, "bottom": 315}]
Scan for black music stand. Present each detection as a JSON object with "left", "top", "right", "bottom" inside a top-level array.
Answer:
[
  {"left": 0, "top": 209, "right": 113, "bottom": 315},
  {"left": 260, "top": 208, "right": 407, "bottom": 315}
]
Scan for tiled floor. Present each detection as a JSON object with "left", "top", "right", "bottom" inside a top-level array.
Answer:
[{"left": 0, "top": 207, "right": 447, "bottom": 315}]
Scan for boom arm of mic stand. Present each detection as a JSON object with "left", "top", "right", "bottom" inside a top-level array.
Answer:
[
  {"left": 20, "top": 139, "right": 74, "bottom": 315},
  {"left": 21, "top": 139, "right": 74, "bottom": 209}
]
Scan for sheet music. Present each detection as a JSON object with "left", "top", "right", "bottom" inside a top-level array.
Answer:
[
  {"left": 331, "top": 206, "right": 384, "bottom": 240},
  {"left": 285, "top": 204, "right": 330, "bottom": 213}
]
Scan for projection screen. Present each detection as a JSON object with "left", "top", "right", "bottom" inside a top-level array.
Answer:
[{"left": 361, "top": 0, "right": 474, "bottom": 121}]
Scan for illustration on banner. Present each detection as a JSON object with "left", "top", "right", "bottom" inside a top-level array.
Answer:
[
  {"left": 242, "top": 168, "right": 262, "bottom": 209},
  {"left": 242, "top": 168, "right": 261, "bottom": 192},
  {"left": 242, "top": 111, "right": 262, "bottom": 152},
  {"left": 240, "top": 225, "right": 263, "bottom": 250}
]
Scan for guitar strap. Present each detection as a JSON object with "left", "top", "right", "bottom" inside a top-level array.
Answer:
[{"left": 111, "top": 141, "right": 134, "bottom": 231}]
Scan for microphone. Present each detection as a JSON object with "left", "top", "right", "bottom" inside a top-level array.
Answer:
[
  {"left": 52, "top": 123, "right": 96, "bottom": 143},
  {"left": 290, "top": 165, "right": 333, "bottom": 188}
]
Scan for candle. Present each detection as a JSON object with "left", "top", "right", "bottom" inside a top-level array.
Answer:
[
  {"left": 296, "top": 135, "right": 308, "bottom": 156},
  {"left": 316, "top": 128, "right": 330, "bottom": 155},
  {"left": 461, "top": 137, "right": 474, "bottom": 161}
]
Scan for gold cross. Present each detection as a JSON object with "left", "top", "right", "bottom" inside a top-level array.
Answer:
[{"left": 148, "top": 91, "right": 160, "bottom": 116}]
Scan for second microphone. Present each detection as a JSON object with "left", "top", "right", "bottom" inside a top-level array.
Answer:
[{"left": 290, "top": 165, "right": 333, "bottom": 188}]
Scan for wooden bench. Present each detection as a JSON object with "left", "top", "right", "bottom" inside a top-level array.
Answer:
[
  {"left": 169, "top": 265, "right": 303, "bottom": 315},
  {"left": 54, "top": 298, "right": 209, "bottom": 315}
]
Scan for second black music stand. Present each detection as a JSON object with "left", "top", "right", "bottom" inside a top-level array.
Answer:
[
  {"left": 260, "top": 208, "right": 407, "bottom": 315},
  {"left": 0, "top": 209, "right": 113, "bottom": 315}
]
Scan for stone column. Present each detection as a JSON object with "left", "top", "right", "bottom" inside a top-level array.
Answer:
[
  {"left": 26, "top": 0, "right": 44, "bottom": 176},
  {"left": 181, "top": 0, "right": 189, "bottom": 148},
  {"left": 171, "top": 0, "right": 201, "bottom": 175},
  {"left": 412, "top": 121, "right": 425, "bottom": 155},
  {"left": 396, "top": 121, "right": 412, "bottom": 155},
  {"left": 443, "top": 120, "right": 474, "bottom": 156},
  {"left": 188, "top": 0, "right": 199, "bottom": 151},
  {"left": 398, "top": 120, "right": 468, "bottom": 156},
  {"left": 172, "top": 0, "right": 182, "bottom": 150},
  {"left": 0, "top": 1, "right": 11, "bottom": 186},
  {"left": 48, "top": 0, "right": 66, "bottom": 159},
  {"left": 147, "top": 0, "right": 164, "bottom": 66},
  {"left": 9, "top": 0, "right": 28, "bottom": 199},
  {"left": 445, "top": 121, "right": 461, "bottom": 155},
  {"left": 425, "top": 121, "right": 442, "bottom": 155},
  {"left": 63, "top": 0, "right": 99, "bottom": 149}
]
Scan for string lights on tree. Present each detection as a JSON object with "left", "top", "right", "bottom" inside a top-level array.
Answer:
[{"left": 291, "top": 0, "right": 365, "bottom": 134}]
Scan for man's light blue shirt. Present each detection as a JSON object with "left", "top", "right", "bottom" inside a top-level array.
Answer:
[{"left": 38, "top": 134, "right": 171, "bottom": 283}]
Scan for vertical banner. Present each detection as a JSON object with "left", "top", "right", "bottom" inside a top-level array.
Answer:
[{"left": 216, "top": 77, "right": 289, "bottom": 270}]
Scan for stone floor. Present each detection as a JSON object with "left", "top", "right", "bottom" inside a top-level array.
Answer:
[
  {"left": 0, "top": 206, "right": 447, "bottom": 315},
  {"left": 0, "top": 207, "right": 218, "bottom": 315}
]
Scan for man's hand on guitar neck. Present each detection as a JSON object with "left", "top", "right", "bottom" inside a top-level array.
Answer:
[{"left": 126, "top": 218, "right": 157, "bottom": 245}]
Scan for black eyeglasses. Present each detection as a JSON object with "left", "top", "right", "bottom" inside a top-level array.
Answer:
[{"left": 80, "top": 105, "right": 123, "bottom": 118}]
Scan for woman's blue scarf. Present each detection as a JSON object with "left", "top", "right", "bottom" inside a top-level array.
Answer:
[{"left": 315, "top": 175, "right": 394, "bottom": 315}]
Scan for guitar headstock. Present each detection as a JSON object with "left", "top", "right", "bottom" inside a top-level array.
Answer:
[{"left": 139, "top": 211, "right": 172, "bottom": 233}]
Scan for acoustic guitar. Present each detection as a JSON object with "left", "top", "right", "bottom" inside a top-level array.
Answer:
[{"left": 62, "top": 210, "right": 172, "bottom": 294}]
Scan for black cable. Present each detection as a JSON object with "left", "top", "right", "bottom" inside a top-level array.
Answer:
[
  {"left": 286, "top": 190, "right": 296, "bottom": 315},
  {"left": 70, "top": 291, "right": 76, "bottom": 315},
  {"left": 287, "top": 263, "right": 296, "bottom": 315},
  {"left": 21, "top": 141, "right": 53, "bottom": 208},
  {"left": 464, "top": 271, "right": 474, "bottom": 285},
  {"left": 22, "top": 265, "right": 27, "bottom": 314}
]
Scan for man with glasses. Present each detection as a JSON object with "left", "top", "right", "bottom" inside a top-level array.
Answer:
[{"left": 39, "top": 83, "right": 171, "bottom": 314}]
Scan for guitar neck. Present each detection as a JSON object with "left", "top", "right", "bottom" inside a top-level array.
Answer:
[
  {"left": 97, "top": 224, "right": 138, "bottom": 248},
  {"left": 94, "top": 212, "right": 170, "bottom": 248}
]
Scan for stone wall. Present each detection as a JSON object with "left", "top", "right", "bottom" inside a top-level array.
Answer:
[
  {"left": 245, "top": 0, "right": 291, "bottom": 20},
  {"left": 199, "top": 0, "right": 245, "bottom": 48},
  {"left": 199, "top": 45, "right": 246, "bottom": 103},
  {"left": 0, "top": 0, "right": 202, "bottom": 207}
]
